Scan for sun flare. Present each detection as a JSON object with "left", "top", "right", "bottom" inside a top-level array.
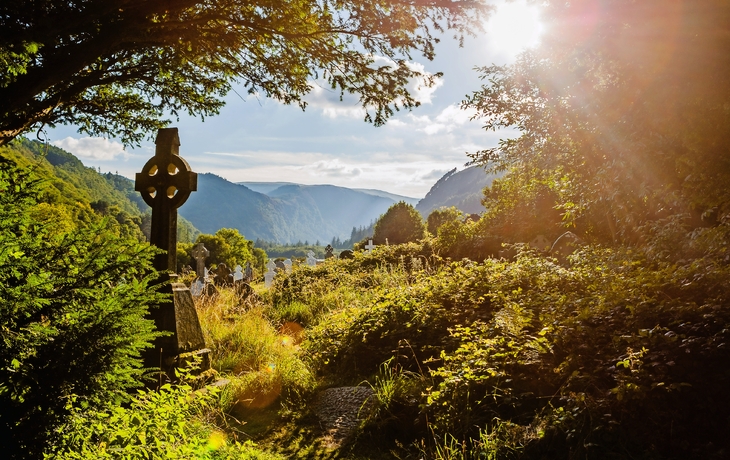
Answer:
[{"left": 486, "top": 0, "right": 544, "bottom": 60}]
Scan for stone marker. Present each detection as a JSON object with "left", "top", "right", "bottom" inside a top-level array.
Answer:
[
  {"left": 550, "top": 231, "right": 583, "bottom": 263},
  {"left": 365, "top": 239, "right": 376, "bottom": 254},
  {"left": 203, "top": 266, "right": 209, "bottom": 281},
  {"left": 213, "top": 263, "right": 232, "bottom": 286},
  {"left": 283, "top": 258, "right": 292, "bottom": 273},
  {"left": 264, "top": 260, "right": 276, "bottom": 288},
  {"left": 134, "top": 127, "right": 209, "bottom": 375},
  {"left": 275, "top": 260, "right": 286, "bottom": 271},
  {"left": 233, "top": 264, "right": 243, "bottom": 282},
  {"left": 244, "top": 261, "right": 253, "bottom": 282},
  {"left": 190, "top": 279, "right": 204, "bottom": 297},
  {"left": 306, "top": 250, "right": 317, "bottom": 266},
  {"left": 339, "top": 249, "right": 354, "bottom": 260},
  {"left": 324, "top": 244, "right": 334, "bottom": 259},
  {"left": 191, "top": 242, "right": 209, "bottom": 280}
]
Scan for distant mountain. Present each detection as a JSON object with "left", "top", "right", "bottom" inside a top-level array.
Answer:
[
  {"left": 238, "top": 181, "right": 296, "bottom": 194},
  {"left": 353, "top": 188, "right": 419, "bottom": 206},
  {"left": 416, "top": 166, "right": 502, "bottom": 217},
  {"left": 180, "top": 176, "right": 401, "bottom": 244}
]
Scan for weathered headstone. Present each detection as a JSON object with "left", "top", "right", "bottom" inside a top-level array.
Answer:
[
  {"left": 191, "top": 242, "right": 209, "bottom": 280},
  {"left": 134, "top": 127, "right": 209, "bottom": 374},
  {"left": 203, "top": 266, "right": 210, "bottom": 281},
  {"left": 324, "top": 244, "right": 334, "bottom": 259},
  {"left": 264, "top": 260, "right": 276, "bottom": 288},
  {"left": 190, "top": 278, "right": 204, "bottom": 297},
  {"left": 213, "top": 263, "right": 232, "bottom": 286},
  {"left": 283, "top": 258, "right": 293, "bottom": 273},
  {"left": 244, "top": 261, "right": 253, "bottom": 282},
  {"left": 306, "top": 250, "right": 317, "bottom": 266},
  {"left": 365, "top": 239, "right": 376, "bottom": 254},
  {"left": 275, "top": 260, "right": 286, "bottom": 272},
  {"left": 550, "top": 231, "right": 583, "bottom": 263},
  {"left": 339, "top": 249, "right": 354, "bottom": 260},
  {"left": 233, "top": 265, "right": 244, "bottom": 282}
]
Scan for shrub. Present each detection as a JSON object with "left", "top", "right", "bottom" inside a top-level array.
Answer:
[
  {"left": 373, "top": 201, "right": 426, "bottom": 245},
  {"left": 0, "top": 158, "right": 164, "bottom": 459}
]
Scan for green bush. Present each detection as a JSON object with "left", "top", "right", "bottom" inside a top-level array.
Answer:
[
  {"left": 0, "top": 158, "right": 164, "bottom": 459},
  {"left": 45, "top": 374, "right": 283, "bottom": 459}
]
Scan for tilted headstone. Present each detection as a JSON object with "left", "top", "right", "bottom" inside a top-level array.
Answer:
[
  {"left": 283, "top": 258, "right": 292, "bottom": 273},
  {"left": 365, "top": 239, "right": 376, "bottom": 254},
  {"left": 324, "top": 244, "right": 334, "bottom": 259},
  {"left": 339, "top": 249, "right": 354, "bottom": 260},
  {"left": 244, "top": 261, "right": 253, "bottom": 282},
  {"left": 264, "top": 260, "right": 276, "bottom": 288},
  {"left": 191, "top": 242, "right": 209, "bottom": 280},
  {"left": 134, "top": 127, "right": 209, "bottom": 374},
  {"left": 306, "top": 250, "right": 317, "bottom": 267},
  {"left": 275, "top": 260, "right": 286, "bottom": 272},
  {"left": 190, "top": 279, "right": 204, "bottom": 297},
  {"left": 233, "top": 265, "right": 244, "bottom": 282}
]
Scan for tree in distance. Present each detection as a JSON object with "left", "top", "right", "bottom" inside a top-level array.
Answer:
[
  {"left": 0, "top": 0, "right": 488, "bottom": 146},
  {"left": 373, "top": 201, "right": 426, "bottom": 245},
  {"left": 427, "top": 206, "right": 463, "bottom": 236}
]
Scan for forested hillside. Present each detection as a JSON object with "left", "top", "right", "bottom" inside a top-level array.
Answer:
[
  {"left": 416, "top": 166, "right": 501, "bottom": 217},
  {"left": 1, "top": 138, "right": 200, "bottom": 242}
]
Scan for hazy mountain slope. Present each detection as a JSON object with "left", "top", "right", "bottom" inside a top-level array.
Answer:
[
  {"left": 353, "top": 188, "right": 420, "bottom": 206},
  {"left": 238, "top": 181, "right": 296, "bottom": 194},
  {"left": 416, "top": 166, "right": 501, "bottom": 217},
  {"left": 268, "top": 184, "right": 392, "bottom": 237}
]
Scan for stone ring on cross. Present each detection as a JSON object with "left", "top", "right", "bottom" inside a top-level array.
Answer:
[{"left": 135, "top": 129, "right": 197, "bottom": 209}]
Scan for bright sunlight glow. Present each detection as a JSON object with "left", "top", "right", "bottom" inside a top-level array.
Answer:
[{"left": 485, "top": 0, "right": 544, "bottom": 60}]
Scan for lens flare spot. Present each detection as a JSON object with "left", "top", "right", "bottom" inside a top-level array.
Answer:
[{"left": 207, "top": 431, "right": 227, "bottom": 450}]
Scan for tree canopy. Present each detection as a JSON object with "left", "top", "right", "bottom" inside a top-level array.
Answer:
[
  {"left": 466, "top": 0, "right": 730, "bottom": 244},
  {"left": 0, "top": 0, "right": 487, "bottom": 146},
  {"left": 373, "top": 201, "right": 426, "bottom": 245}
]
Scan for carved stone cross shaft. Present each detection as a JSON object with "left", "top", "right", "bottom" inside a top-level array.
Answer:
[
  {"left": 191, "top": 243, "right": 208, "bottom": 280},
  {"left": 135, "top": 128, "right": 197, "bottom": 273}
]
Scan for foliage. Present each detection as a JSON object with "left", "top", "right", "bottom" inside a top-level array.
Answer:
[
  {"left": 0, "top": 0, "right": 488, "bottom": 146},
  {"left": 427, "top": 206, "right": 463, "bottom": 235},
  {"left": 268, "top": 234, "right": 730, "bottom": 458},
  {"left": 373, "top": 201, "right": 427, "bottom": 245},
  {"left": 46, "top": 371, "right": 283, "bottom": 460},
  {"left": 464, "top": 0, "right": 730, "bottom": 244},
  {"left": 186, "top": 228, "right": 263, "bottom": 271},
  {"left": 0, "top": 157, "right": 164, "bottom": 459}
]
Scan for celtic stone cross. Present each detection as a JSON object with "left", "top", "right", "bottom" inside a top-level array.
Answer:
[{"left": 135, "top": 128, "right": 197, "bottom": 273}]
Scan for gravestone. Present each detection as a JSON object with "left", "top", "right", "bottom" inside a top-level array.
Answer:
[
  {"left": 190, "top": 278, "right": 204, "bottom": 297},
  {"left": 134, "top": 127, "right": 209, "bottom": 374},
  {"left": 306, "top": 250, "right": 317, "bottom": 267},
  {"left": 233, "top": 265, "right": 244, "bottom": 282},
  {"left": 550, "top": 231, "right": 583, "bottom": 263},
  {"left": 324, "top": 244, "right": 334, "bottom": 259},
  {"left": 244, "top": 261, "right": 253, "bottom": 282},
  {"left": 191, "top": 242, "right": 209, "bottom": 280},
  {"left": 339, "top": 249, "right": 354, "bottom": 260},
  {"left": 275, "top": 260, "right": 286, "bottom": 272},
  {"left": 264, "top": 260, "right": 276, "bottom": 288},
  {"left": 283, "top": 258, "right": 292, "bottom": 273},
  {"left": 203, "top": 266, "right": 210, "bottom": 281},
  {"left": 214, "top": 263, "right": 232, "bottom": 286},
  {"left": 365, "top": 239, "right": 376, "bottom": 254}
]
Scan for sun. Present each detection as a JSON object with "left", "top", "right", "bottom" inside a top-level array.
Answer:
[{"left": 485, "top": 0, "right": 545, "bottom": 60}]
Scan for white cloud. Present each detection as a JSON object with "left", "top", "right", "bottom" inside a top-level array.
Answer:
[
  {"left": 51, "top": 136, "right": 128, "bottom": 161},
  {"left": 298, "top": 159, "right": 363, "bottom": 178}
]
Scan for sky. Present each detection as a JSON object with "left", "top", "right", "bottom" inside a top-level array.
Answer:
[{"left": 47, "top": 0, "right": 544, "bottom": 199}]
